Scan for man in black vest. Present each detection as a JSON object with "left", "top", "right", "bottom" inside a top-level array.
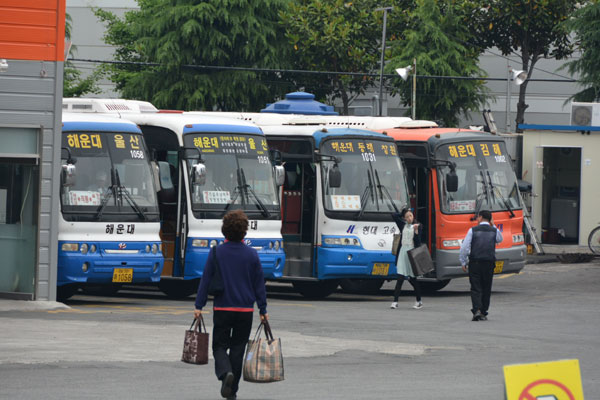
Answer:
[{"left": 459, "top": 210, "right": 503, "bottom": 321}]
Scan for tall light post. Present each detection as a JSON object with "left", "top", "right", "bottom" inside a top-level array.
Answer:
[
  {"left": 505, "top": 63, "right": 527, "bottom": 132},
  {"left": 395, "top": 58, "right": 417, "bottom": 119},
  {"left": 375, "top": 6, "right": 393, "bottom": 116}
]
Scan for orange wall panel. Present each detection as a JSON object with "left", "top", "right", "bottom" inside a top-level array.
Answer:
[{"left": 0, "top": 1, "right": 66, "bottom": 61}]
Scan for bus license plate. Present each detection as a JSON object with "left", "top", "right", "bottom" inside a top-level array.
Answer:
[
  {"left": 372, "top": 263, "right": 390, "bottom": 276},
  {"left": 112, "top": 268, "right": 133, "bottom": 283},
  {"left": 494, "top": 261, "right": 504, "bottom": 274}
]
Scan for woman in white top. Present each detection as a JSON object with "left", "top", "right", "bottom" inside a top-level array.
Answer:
[{"left": 390, "top": 209, "right": 423, "bottom": 309}]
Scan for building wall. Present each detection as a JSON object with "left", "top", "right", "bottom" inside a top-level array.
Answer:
[
  {"left": 522, "top": 128, "right": 600, "bottom": 247},
  {"left": 0, "top": 0, "right": 65, "bottom": 300}
]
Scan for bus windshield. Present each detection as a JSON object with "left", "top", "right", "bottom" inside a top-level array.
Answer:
[
  {"left": 320, "top": 137, "right": 408, "bottom": 216},
  {"left": 436, "top": 141, "right": 522, "bottom": 214},
  {"left": 183, "top": 133, "right": 280, "bottom": 218},
  {"left": 60, "top": 131, "right": 159, "bottom": 222}
]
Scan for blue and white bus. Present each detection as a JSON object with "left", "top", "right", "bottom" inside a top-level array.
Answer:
[
  {"left": 63, "top": 99, "right": 286, "bottom": 298},
  {"left": 58, "top": 113, "right": 163, "bottom": 300},
  {"left": 261, "top": 125, "right": 410, "bottom": 298}
]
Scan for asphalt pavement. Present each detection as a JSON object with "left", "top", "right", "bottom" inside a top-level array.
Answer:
[{"left": 0, "top": 258, "right": 598, "bottom": 399}]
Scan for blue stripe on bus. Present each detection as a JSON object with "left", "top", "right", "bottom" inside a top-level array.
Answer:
[
  {"left": 62, "top": 121, "right": 142, "bottom": 133},
  {"left": 183, "top": 124, "right": 263, "bottom": 135},
  {"left": 312, "top": 128, "right": 390, "bottom": 146}
]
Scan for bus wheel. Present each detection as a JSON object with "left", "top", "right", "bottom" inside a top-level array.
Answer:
[
  {"left": 292, "top": 280, "right": 340, "bottom": 299},
  {"left": 159, "top": 279, "right": 199, "bottom": 299},
  {"left": 82, "top": 284, "right": 121, "bottom": 297},
  {"left": 57, "top": 285, "right": 78, "bottom": 302},
  {"left": 419, "top": 279, "right": 451, "bottom": 294},
  {"left": 339, "top": 279, "right": 384, "bottom": 294}
]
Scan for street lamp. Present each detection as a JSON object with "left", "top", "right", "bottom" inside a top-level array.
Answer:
[
  {"left": 505, "top": 65, "right": 527, "bottom": 132},
  {"left": 375, "top": 6, "right": 393, "bottom": 116},
  {"left": 395, "top": 58, "right": 417, "bottom": 119}
]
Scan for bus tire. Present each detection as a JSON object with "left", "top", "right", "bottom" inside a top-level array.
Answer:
[
  {"left": 292, "top": 280, "right": 340, "bottom": 299},
  {"left": 419, "top": 279, "right": 451, "bottom": 294},
  {"left": 82, "top": 284, "right": 121, "bottom": 297},
  {"left": 159, "top": 279, "right": 199, "bottom": 299},
  {"left": 339, "top": 279, "right": 385, "bottom": 294},
  {"left": 57, "top": 285, "right": 78, "bottom": 302}
]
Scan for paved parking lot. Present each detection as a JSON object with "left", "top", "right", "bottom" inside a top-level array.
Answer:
[{"left": 1, "top": 260, "right": 599, "bottom": 399}]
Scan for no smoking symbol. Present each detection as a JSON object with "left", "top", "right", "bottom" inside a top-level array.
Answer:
[{"left": 519, "top": 379, "right": 576, "bottom": 400}]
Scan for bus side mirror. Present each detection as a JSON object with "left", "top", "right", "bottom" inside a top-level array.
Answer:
[
  {"left": 329, "top": 164, "right": 342, "bottom": 188},
  {"left": 151, "top": 161, "right": 161, "bottom": 190},
  {"left": 192, "top": 163, "right": 206, "bottom": 186},
  {"left": 274, "top": 165, "right": 285, "bottom": 186},
  {"left": 446, "top": 170, "right": 458, "bottom": 193},
  {"left": 61, "top": 164, "right": 76, "bottom": 187}
]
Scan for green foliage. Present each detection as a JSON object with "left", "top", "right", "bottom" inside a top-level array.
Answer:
[
  {"left": 464, "top": 0, "right": 577, "bottom": 130},
  {"left": 561, "top": 1, "right": 600, "bottom": 102},
  {"left": 280, "top": 0, "right": 386, "bottom": 114},
  {"left": 95, "top": 0, "right": 290, "bottom": 111},
  {"left": 386, "top": 0, "right": 488, "bottom": 126},
  {"left": 63, "top": 12, "right": 102, "bottom": 97}
]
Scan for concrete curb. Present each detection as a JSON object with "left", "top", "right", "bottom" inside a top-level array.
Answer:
[{"left": 0, "top": 300, "right": 70, "bottom": 313}]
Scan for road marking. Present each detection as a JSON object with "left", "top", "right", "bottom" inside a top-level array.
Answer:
[{"left": 497, "top": 273, "right": 518, "bottom": 279}]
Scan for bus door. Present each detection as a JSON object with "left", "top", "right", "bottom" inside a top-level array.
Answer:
[
  {"left": 137, "top": 126, "right": 184, "bottom": 277},
  {"left": 397, "top": 142, "right": 431, "bottom": 246},
  {"left": 268, "top": 138, "right": 316, "bottom": 278}
]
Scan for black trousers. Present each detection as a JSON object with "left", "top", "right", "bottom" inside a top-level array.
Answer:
[
  {"left": 212, "top": 310, "right": 253, "bottom": 394},
  {"left": 393, "top": 275, "right": 422, "bottom": 302},
  {"left": 468, "top": 260, "right": 494, "bottom": 315}
]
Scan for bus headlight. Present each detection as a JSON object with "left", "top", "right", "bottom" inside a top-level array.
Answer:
[
  {"left": 210, "top": 240, "right": 218, "bottom": 247},
  {"left": 268, "top": 241, "right": 274, "bottom": 250},
  {"left": 152, "top": 244, "right": 159, "bottom": 254},
  {"left": 274, "top": 241, "right": 280, "bottom": 251},
  {"left": 512, "top": 233, "right": 524, "bottom": 244},
  {"left": 82, "top": 262, "right": 89, "bottom": 272},
  {"left": 80, "top": 243, "right": 89, "bottom": 254},
  {"left": 192, "top": 239, "right": 209, "bottom": 247},
  {"left": 442, "top": 239, "right": 462, "bottom": 249},
  {"left": 90, "top": 244, "right": 97, "bottom": 253},
  {"left": 62, "top": 243, "right": 79, "bottom": 252},
  {"left": 145, "top": 245, "right": 151, "bottom": 253}
]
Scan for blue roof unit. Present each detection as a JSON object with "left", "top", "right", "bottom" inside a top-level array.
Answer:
[
  {"left": 261, "top": 92, "right": 339, "bottom": 115},
  {"left": 62, "top": 121, "right": 142, "bottom": 134}
]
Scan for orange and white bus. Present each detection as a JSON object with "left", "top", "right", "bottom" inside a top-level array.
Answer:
[{"left": 379, "top": 127, "right": 526, "bottom": 289}]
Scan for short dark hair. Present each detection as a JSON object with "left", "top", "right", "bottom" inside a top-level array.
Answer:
[
  {"left": 478, "top": 210, "right": 492, "bottom": 221},
  {"left": 221, "top": 210, "right": 249, "bottom": 242},
  {"left": 400, "top": 208, "right": 412, "bottom": 219}
]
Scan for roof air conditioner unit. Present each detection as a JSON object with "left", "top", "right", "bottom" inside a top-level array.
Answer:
[{"left": 570, "top": 102, "right": 600, "bottom": 126}]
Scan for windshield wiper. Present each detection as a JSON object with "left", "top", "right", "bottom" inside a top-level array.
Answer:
[
  {"left": 471, "top": 171, "right": 490, "bottom": 221},
  {"left": 486, "top": 171, "right": 515, "bottom": 218},
  {"left": 356, "top": 170, "right": 375, "bottom": 220},
  {"left": 96, "top": 168, "right": 118, "bottom": 219},
  {"left": 240, "top": 168, "right": 271, "bottom": 218},
  {"left": 115, "top": 170, "right": 147, "bottom": 221},
  {"left": 374, "top": 169, "right": 401, "bottom": 214}
]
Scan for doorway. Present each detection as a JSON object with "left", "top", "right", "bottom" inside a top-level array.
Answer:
[{"left": 538, "top": 147, "right": 581, "bottom": 244}]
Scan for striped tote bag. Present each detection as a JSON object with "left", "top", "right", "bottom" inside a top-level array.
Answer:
[{"left": 243, "top": 320, "right": 284, "bottom": 383}]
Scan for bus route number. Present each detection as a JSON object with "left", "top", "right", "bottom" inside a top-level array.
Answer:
[
  {"left": 257, "top": 155, "right": 269, "bottom": 164},
  {"left": 494, "top": 155, "right": 506, "bottom": 163},
  {"left": 130, "top": 150, "right": 145, "bottom": 159},
  {"left": 361, "top": 152, "right": 376, "bottom": 162}
]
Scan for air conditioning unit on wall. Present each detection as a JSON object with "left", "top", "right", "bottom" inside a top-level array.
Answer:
[{"left": 570, "top": 102, "right": 600, "bottom": 126}]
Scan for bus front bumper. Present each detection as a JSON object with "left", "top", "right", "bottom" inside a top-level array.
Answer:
[
  {"left": 316, "top": 247, "right": 397, "bottom": 280},
  {"left": 435, "top": 245, "right": 527, "bottom": 279}
]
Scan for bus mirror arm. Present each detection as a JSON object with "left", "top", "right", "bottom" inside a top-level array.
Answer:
[
  {"left": 60, "top": 147, "right": 77, "bottom": 187},
  {"left": 180, "top": 147, "right": 206, "bottom": 186},
  {"left": 431, "top": 159, "right": 458, "bottom": 193}
]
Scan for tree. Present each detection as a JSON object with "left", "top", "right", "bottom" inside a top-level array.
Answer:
[
  {"left": 280, "top": 0, "right": 384, "bottom": 115},
  {"left": 63, "top": 13, "right": 102, "bottom": 97},
  {"left": 561, "top": 1, "right": 600, "bottom": 102},
  {"left": 465, "top": 0, "right": 577, "bottom": 131},
  {"left": 385, "top": 0, "right": 488, "bottom": 126},
  {"left": 95, "top": 0, "right": 290, "bottom": 110}
]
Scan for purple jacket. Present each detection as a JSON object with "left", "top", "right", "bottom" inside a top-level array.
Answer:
[{"left": 194, "top": 241, "right": 267, "bottom": 314}]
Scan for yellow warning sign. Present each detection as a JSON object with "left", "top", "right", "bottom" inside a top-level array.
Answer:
[{"left": 503, "top": 359, "right": 584, "bottom": 400}]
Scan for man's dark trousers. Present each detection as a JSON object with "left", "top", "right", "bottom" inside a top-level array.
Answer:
[
  {"left": 468, "top": 259, "right": 494, "bottom": 315},
  {"left": 212, "top": 310, "right": 253, "bottom": 394}
]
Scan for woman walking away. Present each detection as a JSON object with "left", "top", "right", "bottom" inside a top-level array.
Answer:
[
  {"left": 194, "top": 210, "right": 268, "bottom": 400},
  {"left": 390, "top": 209, "right": 423, "bottom": 310}
]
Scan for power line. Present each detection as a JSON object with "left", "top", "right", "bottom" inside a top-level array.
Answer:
[{"left": 71, "top": 58, "right": 578, "bottom": 83}]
